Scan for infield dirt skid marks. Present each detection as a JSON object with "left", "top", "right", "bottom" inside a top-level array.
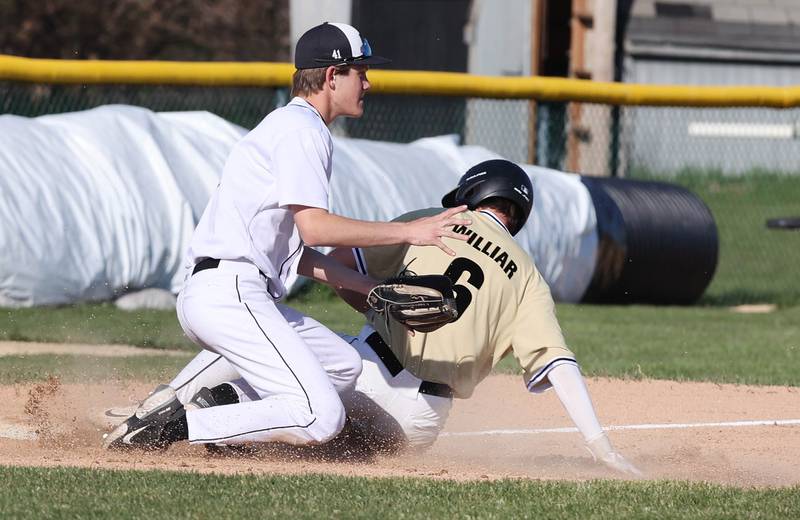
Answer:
[{"left": 1, "top": 374, "right": 799, "bottom": 486}]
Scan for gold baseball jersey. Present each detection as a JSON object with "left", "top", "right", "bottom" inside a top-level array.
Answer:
[{"left": 355, "top": 208, "right": 576, "bottom": 399}]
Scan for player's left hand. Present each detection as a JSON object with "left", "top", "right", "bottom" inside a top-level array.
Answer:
[{"left": 367, "top": 274, "right": 459, "bottom": 333}]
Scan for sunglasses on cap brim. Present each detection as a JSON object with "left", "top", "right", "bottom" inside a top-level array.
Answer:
[{"left": 313, "top": 38, "right": 373, "bottom": 66}]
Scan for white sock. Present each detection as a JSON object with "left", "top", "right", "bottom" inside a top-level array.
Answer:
[{"left": 547, "top": 363, "right": 605, "bottom": 443}]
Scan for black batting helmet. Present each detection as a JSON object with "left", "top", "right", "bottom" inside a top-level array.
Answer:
[{"left": 441, "top": 159, "right": 533, "bottom": 234}]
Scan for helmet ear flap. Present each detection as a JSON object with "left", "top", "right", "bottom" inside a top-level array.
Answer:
[{"left": 456, "top": 181, "right": 483, "bottom": 209}]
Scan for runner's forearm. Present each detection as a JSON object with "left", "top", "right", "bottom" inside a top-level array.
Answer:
[{"left": 297, "top": 247, "right": 376, "bottom": 295}]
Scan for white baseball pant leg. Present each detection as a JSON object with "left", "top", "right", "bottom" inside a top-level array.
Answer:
[
  {"left": 176, "top": 260, "right": 361, "bottom": 445},
  {"left": 170, "top": 310, "right": 362, "bottom": 406},
  {"left": 340, "top": 325, "right": 453, "bottom": 452},
  {"left": 169, "top": 349, "right": 252, "bottom": 405}
]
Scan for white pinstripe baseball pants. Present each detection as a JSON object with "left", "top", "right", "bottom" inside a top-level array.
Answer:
[{"left": 176, "top": 260, "right": 362, "bottom": 445}]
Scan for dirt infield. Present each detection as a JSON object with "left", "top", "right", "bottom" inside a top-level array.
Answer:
[
  {"left": 1, "top": 345, "right": 799, "bottom": 486},
  {"left": 0, "top": 341, "right": 188, "bottom": 358}
]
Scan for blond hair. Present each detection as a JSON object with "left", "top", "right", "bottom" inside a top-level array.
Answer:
[{"left": 290, "top": 65, "right": 353, "bottom": 97}]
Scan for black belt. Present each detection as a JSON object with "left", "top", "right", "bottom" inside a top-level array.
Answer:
[
  {"left": 365, "top": 332, "right": 453, "bottom": 399},
  {"left": 192, "top": 258, "right": 266, "bottom": 279},
  {"left": 192, "top": 257, "right": 220, "bottom": 275}
]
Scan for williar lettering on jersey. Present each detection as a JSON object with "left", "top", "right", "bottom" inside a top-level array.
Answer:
[{"left": 452, "top": 225, "right": 518, "bottom": 279}]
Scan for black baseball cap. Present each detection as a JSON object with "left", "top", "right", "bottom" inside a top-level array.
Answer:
[{"left": 295, "top": 22, "right": 391, "bottom": 70}]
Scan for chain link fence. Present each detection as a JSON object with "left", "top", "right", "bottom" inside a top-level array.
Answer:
[{"left": 2, "top": 80, "right": 798, "bottom": 306}]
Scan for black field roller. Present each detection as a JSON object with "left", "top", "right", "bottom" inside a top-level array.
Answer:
[{"left": 580, "top": 177, "right": 718, "bottom": 305}]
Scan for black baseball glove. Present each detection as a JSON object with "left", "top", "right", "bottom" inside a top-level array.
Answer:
[{"left": 367, "top": 274, "right": 459, "bottom": 333}]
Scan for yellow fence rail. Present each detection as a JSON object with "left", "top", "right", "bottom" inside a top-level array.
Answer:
[{"left": 4, "top": 54, "right": 800, "bottom": 107}]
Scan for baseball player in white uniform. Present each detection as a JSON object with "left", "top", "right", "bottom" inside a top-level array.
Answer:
[
  {"left": 105, "top": 158, "right": 640, "bottom": 476},
  {"left": 103, "top": 22, "right": 470, "bottom": 450}
]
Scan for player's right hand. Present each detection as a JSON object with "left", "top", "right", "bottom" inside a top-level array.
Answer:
[
  {"left": 405, "top": 206, "right": 471, "bottom": 256},
  {"left": 597, "top": 451, "right": 643, "bottom": 477},
  {"left": 585, "top": 434, "right": 644, "bottom": 478}
]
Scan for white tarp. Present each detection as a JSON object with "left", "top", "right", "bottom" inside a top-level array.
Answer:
[
  {"left": 0, "top": 105, "right": 596, "bottom": 307},
  {"left": 331, "top": 136, "right": 597, "bottom": 302}
]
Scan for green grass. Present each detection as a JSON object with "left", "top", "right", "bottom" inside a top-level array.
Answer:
[
  {"left": 496, "top": 303, "right": 800, "bottom": 386},
  {"left": 0, "top": 354, "right": 192, "bottom": 384},
  {"left": 0, "top": 284, "right": 364, "bottom": 350},
  {"left": 0, "top": 466, "right": 797, "bottom": 519},
  {"left": 289, "top": 282, "right": 367, "bottom": 334},
  {"left": 0, "top": 303, "right": 197, "bottom": 350},
  {"left": 634, "top": 171, "right": 800, "bottom": 307},
  {"left": 1, "top": 295, "right": 798, "bottom": 387}
]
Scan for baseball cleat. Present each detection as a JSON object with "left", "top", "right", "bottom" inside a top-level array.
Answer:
[
  {"left": 102, "top": 384, "right": 186, "bottom": 451},
  {"left": 182, "top": 385, "right": 255, "bottom": 456},
  {"left": 101, "top": 404, "right": 138, "bottom": 430},
  {"left": 184, "top": 387, "right": 218, "bottom": 412}
]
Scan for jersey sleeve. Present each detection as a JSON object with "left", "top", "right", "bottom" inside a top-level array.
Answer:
[
  {"left": 272, "top": 128, "right": 332, "bottom": 210},
  {"left": 361, "top": 244, "right": 411, "bottom": 280},
  {"left": 357, "top": 208, "right": 443, "bottom": 279},
  {"left": 511, "top": 269, "right": 577, "bottom": 393},
  {"left": 351, "top": 247, "right": 369, "bottom": 276}
]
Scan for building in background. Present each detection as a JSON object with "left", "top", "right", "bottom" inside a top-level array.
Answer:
[
  {"left": 290, "top": 0, "right": 352, "bottom": 58},
  {"left": 622, "top": 0, "right": 800, "bottom": 175},
  {"left": 290, "top": 0, "right": 800, "bottom": 176}
]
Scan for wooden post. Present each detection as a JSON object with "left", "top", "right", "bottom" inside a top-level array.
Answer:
[
  {"left": 567, "top": 0, "right": 589, "bottom": 173},
  {"left": 591, "top": 0, "right": 618, "bottom": 177},
  {"left": 528, "top": 0, "right": 545, "bottom": 164}
]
